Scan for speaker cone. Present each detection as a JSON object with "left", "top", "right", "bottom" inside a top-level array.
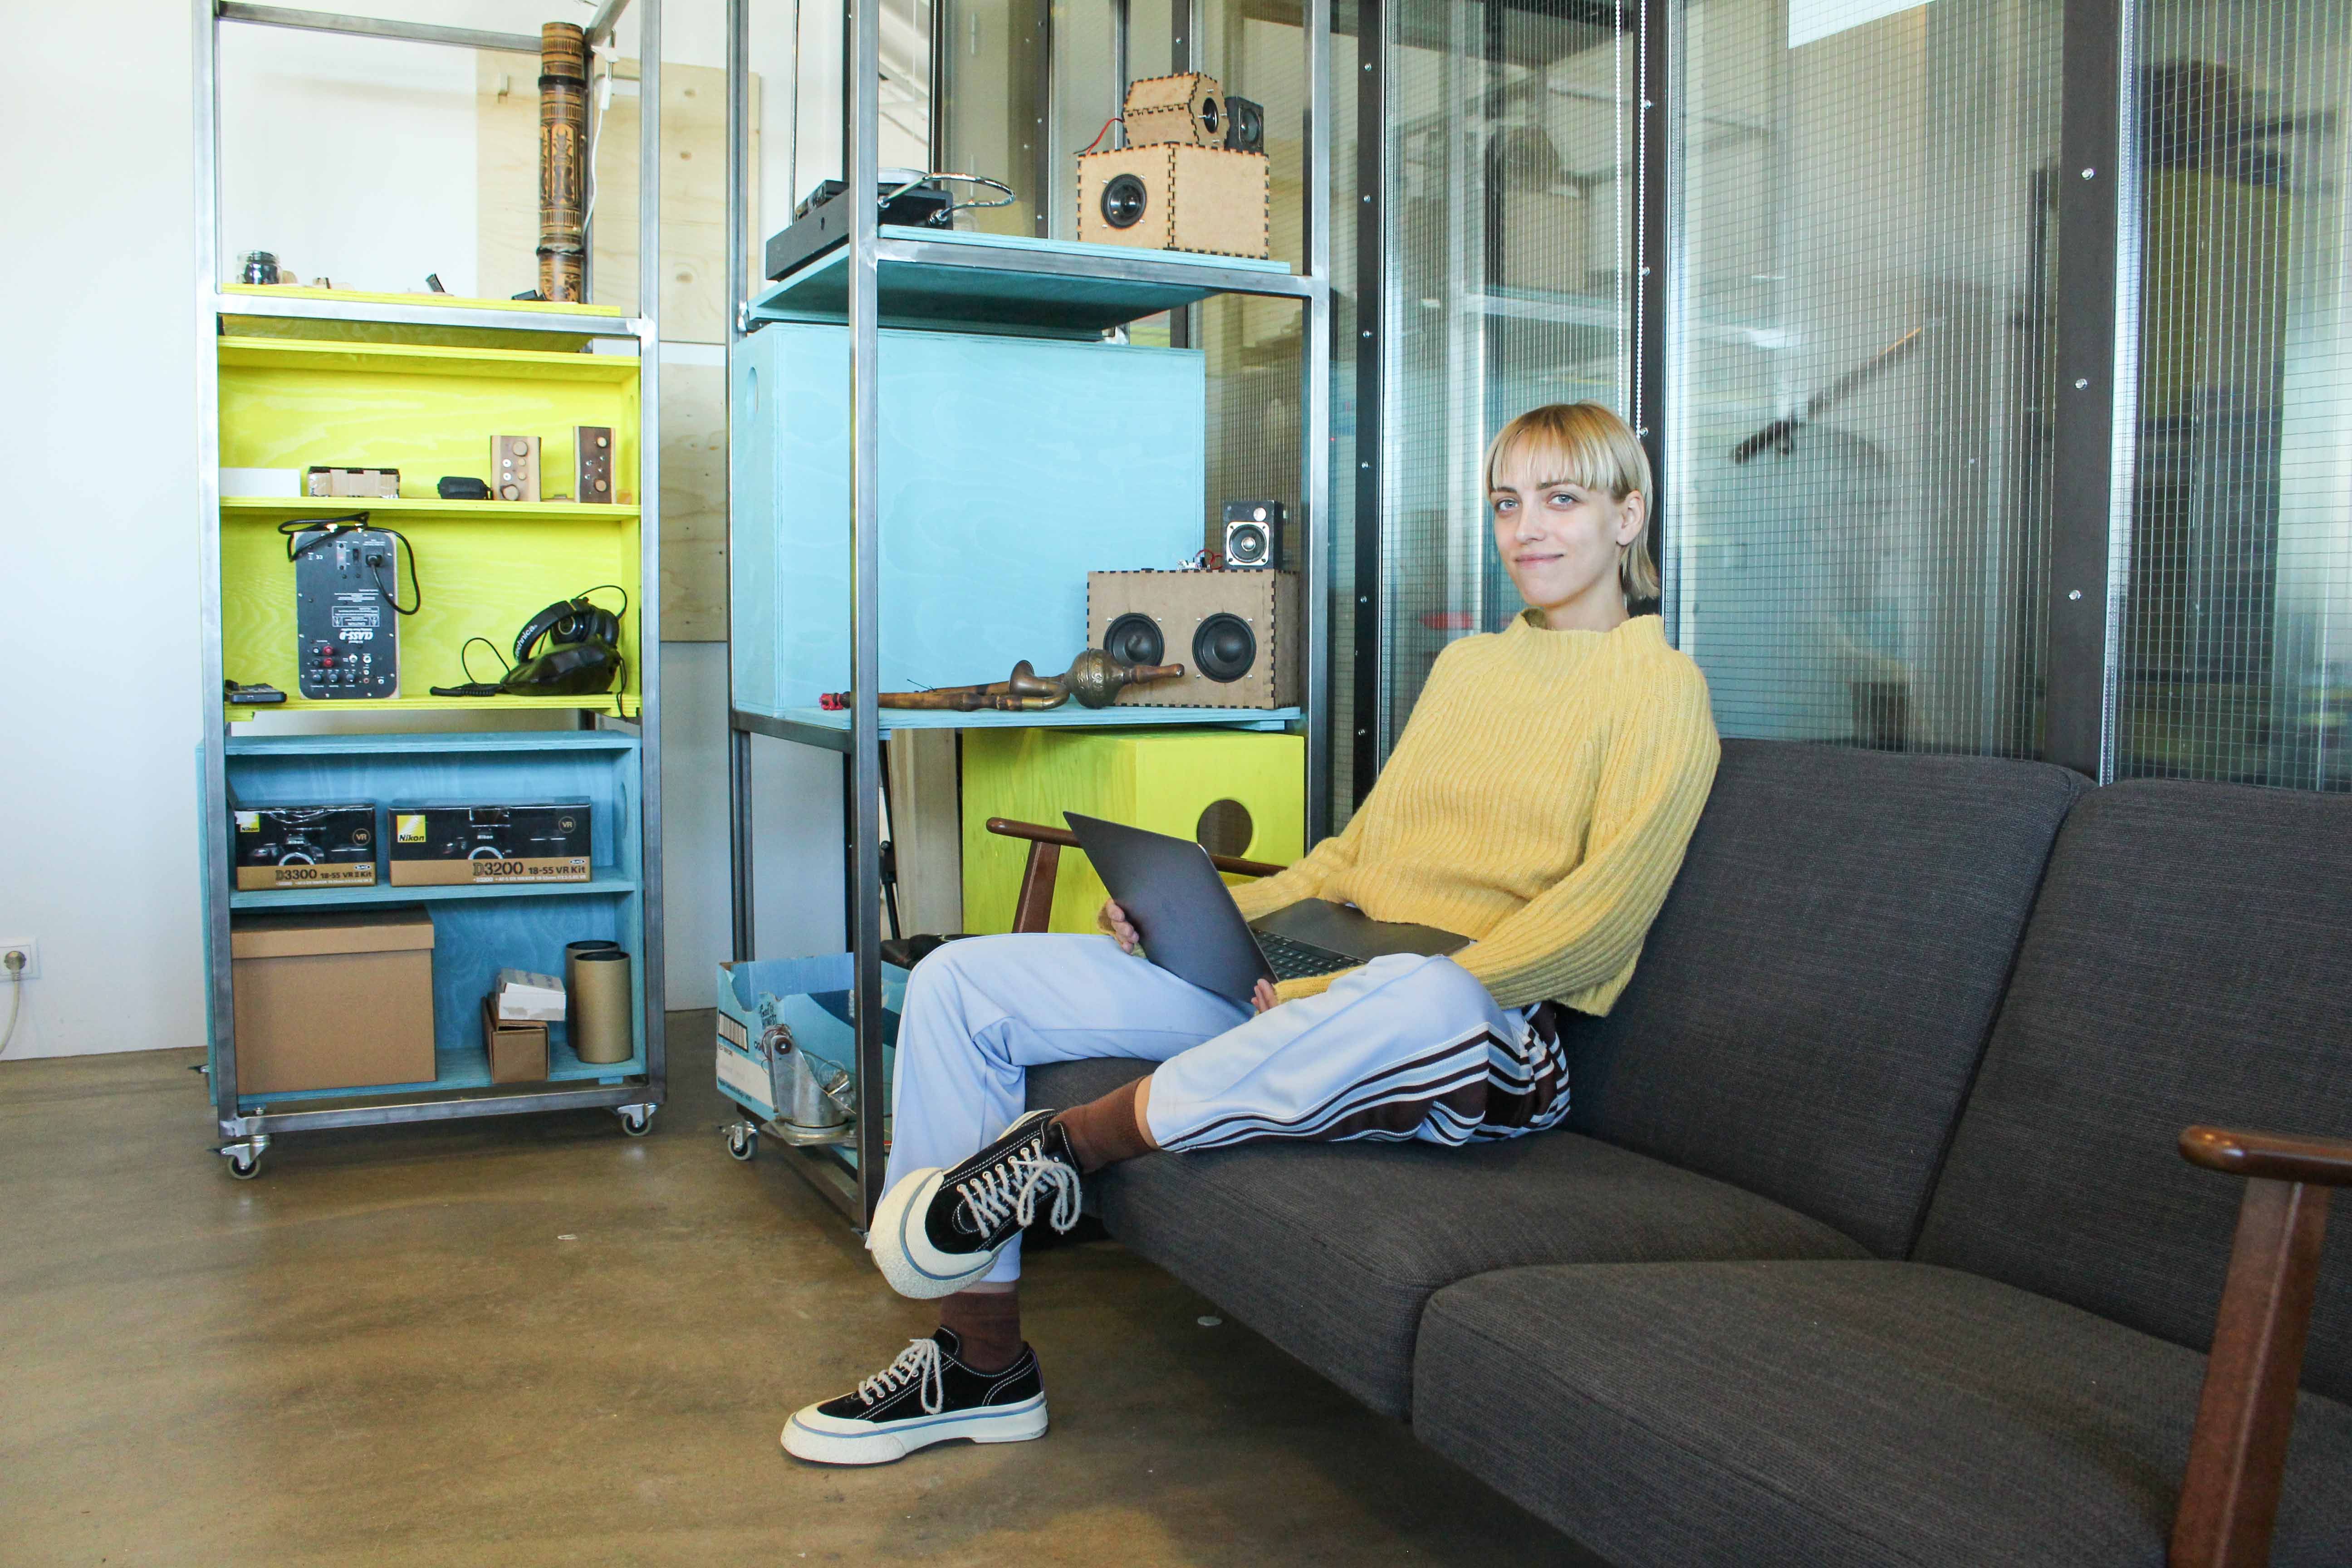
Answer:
[
  {"left": 1101, "top": 174, "right": 1149, "bottom": 229},
  {"left": 1226, "top": 523, "right": 1269, "bottom": 566},
  {"left": 1103, "top": 612, "right": 1164, "bottom": 669},
  {"left": 1193, "top": 613, "right": 1257, "bottom": 683},
  {"left": 1200, "top": 97, "right": 1223, "bottom": 137},
  {"left": 1225, "top": 96, "right": 1264, "bottom": 154}
]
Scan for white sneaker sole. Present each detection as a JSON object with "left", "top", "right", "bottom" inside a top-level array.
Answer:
[
  {"left": 781, "top": 1394, "right": 1049, "bottom": 1465},
  {"left": 867, "top": 1166, "right": 1001, "bottom": 1299}
]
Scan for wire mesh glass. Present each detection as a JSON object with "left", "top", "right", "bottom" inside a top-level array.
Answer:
[
  {"left": 2119, "top": 3, "right": 2352, "bottom": 789},
  {"left": 1377, "top": 0, "right": 1637, "bottom": 754},
  {"left": 1666, "top": 0, "right": 2060, "bottom": 758}
]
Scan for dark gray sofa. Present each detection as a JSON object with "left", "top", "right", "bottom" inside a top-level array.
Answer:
[{"left": 1018, "top": 740, "right": 2352, "bottom": 1566}]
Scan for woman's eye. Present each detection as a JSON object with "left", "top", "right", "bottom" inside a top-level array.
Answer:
[{"left": 1548, "top": 490, "right": 1577, "bottom": 508}]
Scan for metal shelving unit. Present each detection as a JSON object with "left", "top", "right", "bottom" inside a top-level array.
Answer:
[
  {"left": 191, "top": 0, "right": 667, "bottom": 1176},
  {"left": 720, "top": 0, "right": 1333, "bottom": 1225}
]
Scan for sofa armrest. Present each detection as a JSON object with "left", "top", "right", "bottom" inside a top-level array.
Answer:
[
  {"left": 983, "top": 817, "right": 1288, "bottom": 933},
  {"left": 2171, "top": 1125, "right": 2344, "bottom": 1568},
  {"left": 2180, "top": 1126, "right": 2352, "bottom": 1187}
]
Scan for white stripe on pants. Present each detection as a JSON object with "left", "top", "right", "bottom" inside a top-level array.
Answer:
[{"left": 883, "top": 933, "right": 1569, "bottom": 1283}]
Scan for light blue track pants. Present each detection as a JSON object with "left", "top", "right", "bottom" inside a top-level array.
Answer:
[{"left": 882, "top": 933, "right": 1570, "bottom": 1283}]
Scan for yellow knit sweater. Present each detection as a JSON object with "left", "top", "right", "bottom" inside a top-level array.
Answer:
[{"left": 1233, "top": 611, "right": 1720, "bottom": 1013}]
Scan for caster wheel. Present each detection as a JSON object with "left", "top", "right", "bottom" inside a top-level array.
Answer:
[
  {"left": 727, "top": 1125, "right": 759, "bottom": 1161},
  {"left": 618, "top": 1106, "right": 654, "bottom": 1137},
  {"left": 226, "top": 1151, "right": 262, "bottom": 1181}
]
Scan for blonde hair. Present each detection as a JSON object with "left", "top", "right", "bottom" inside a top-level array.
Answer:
[{"left": 1483, "top": 402, "right": 1660, "bottom": 605}]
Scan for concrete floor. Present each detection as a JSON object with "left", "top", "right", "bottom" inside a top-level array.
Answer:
[{"left": 1, "top": 1016, "right": 1597, "bottom": 1568}]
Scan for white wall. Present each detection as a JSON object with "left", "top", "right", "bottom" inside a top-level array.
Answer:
[{"left": 0, "top": 0, "right": 862, "bottom": 1058}]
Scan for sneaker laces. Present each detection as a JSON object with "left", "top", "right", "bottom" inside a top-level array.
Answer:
[
  {"left": 954, "top": 1137, "right": 1081, "bottom": 1238},
  {"left": 858, "top": 1337, "right": 946, "bottom": 1414}
]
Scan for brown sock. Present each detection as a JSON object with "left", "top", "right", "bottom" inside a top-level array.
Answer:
[
  {"left": 938, "top": 1288, "right": 1023, "bottom": 1373},
  {"left": 1054, "top": 1078, "right": 1154, "bottom": 1173}
]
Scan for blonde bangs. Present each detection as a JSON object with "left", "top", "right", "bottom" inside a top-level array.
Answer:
[{"left": 1483, "top": 402, "right": 1661, "bottom": 605}]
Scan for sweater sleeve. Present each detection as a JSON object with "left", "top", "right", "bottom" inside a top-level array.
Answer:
[
  {"left": 1449, "top": 662, "right": 1719, "bottom": 1011},
  {"left": 1227, "top": 804, "right": 1365, "bottom": 922}
]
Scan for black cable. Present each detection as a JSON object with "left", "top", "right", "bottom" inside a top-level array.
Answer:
[
  {"left": 575, "top": 582, "right": 628, "bottom": 620},
  {"left": 457, "top": 636, "right": 512, "bottom": 687},
  {"left": 277, "top": 513, "right": 422, "bottom": 615}
]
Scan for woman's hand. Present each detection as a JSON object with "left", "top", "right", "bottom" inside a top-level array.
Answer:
[
  {"left": 1250, "top": 978, "right": 1280, "bottom": 1014},
  {"left": 1098, "top": 899, "right": 1140, "bottom": 955}
]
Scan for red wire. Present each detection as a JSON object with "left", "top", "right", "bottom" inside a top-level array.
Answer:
[{"left": 1080, "top": 116, "right": 1122, "bottom": 155}]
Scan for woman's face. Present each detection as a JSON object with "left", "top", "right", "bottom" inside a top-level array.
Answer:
[{"left": 1488, "top": 444, "right": 1646, "bottom": 630}]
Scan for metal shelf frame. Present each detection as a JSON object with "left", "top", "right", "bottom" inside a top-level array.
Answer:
[
  {"left": 721, "top": 0, "right": 1334, "bottom": 1226},
  {"left": 190, "top": 0, "right": 668, "bottom": 1169}
]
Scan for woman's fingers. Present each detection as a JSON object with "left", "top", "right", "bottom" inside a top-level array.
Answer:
[
  {"left": 1099, "top": 899, "right": 1138, "bottom": 954},
  {"left": 1251, "top": 979, "right": 1279, "bottom": 1014}
]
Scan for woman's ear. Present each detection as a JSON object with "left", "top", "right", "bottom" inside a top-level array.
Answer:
[{"left": 1616, "top": 490, "right": 1648, "bottom": 547}]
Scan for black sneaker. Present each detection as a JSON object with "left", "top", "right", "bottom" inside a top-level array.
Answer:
[
  {"left": 781, "top": 1328, "right": 1047, "bottom": 1465},
  {"left": 868, "top": 1110, "right": 1082, "bottom": 1298}
]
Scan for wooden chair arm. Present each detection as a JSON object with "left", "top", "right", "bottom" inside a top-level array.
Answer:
[
  {"left": 2181, "top": 1127, "right": 2352, "bottom": 1188},
  {"left": 983, "top": 816, "right": 1289, "bottom": 934},
  {"left": 2171, "top": 1125, "right": 2345, "bottom": 1568}
]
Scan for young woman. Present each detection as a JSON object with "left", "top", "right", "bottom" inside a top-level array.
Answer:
[{"left": 783, "top": 401, "right": 1720, "bottom": 1465}]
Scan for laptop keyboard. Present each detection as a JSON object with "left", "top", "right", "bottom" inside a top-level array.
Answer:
[{"left": 1255, "top": 930, "right": 1355, "bottom": 981}]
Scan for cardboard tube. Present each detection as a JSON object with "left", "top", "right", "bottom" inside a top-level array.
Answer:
[
  {"left": 572, "top": 947, "right": 633, "bottom": 1064},
  {"left": 564, "top": 938, "right": 621, "bottom": 1040}
]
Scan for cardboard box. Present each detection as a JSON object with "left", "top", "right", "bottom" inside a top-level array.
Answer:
[
  {"left": 233, "top": 803, "right": 378, "bottom": 891},
  {"left": 388, "top": 802, "right": 592, "bottom": 885},
  {"left": 230, "top": 910, "right": 434, "bottom": 1094},
  {"left": 1075, "top": 145, "right": 1270, "bottom": 259},
  {"left": 1088, "top": 568, "right": 1300, "bottom": 708},
  {"left": 481, "top": 995, "right": 550, "bottom": 1083}
]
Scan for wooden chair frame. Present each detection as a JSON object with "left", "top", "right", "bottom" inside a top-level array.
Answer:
[{"left": 981, "top": 817, "right": 2348, "bottom": 1568}]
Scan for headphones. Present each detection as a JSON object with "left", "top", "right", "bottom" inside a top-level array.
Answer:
[{"left": 431, "top": 585, "right": 627, "bottom": 701}]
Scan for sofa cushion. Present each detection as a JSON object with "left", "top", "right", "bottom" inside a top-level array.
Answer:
[
  {"left": 1916, "top": 780, "right": 2352, "bottom": 1401},
  {"left": 1561, "top": 741, "right": 2086, "bottom": 1258},
  {"left": 1413, "top": 1260, "right": 2352, "bottom": 1568},
  {"left": 1031, "top": 1054, "right": 1865, "bottom": 1420}
]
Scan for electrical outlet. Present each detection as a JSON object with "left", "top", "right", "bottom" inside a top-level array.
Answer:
[{"left": 1, "top": 941, "right": 39, "bottom": 980}]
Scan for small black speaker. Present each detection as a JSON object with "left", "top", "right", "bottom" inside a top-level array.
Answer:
[
  {"left": 1101, "top": 173, "right": 1150, "bottom": 229},
  {"left": 1222, "top": 500, "right": 1285, "bottom": 569},
  {"left": 1193, "top": 613, "right": 1258, "bottom": 683},
  {"left": 1103, "top": 612, "right": 1166, "bottom": 669},
  {"left": 1224, "top": 95, "right": 1265, "bottom": 155}
]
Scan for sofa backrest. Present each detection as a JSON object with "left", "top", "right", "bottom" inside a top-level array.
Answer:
[
  {"left": 1561, "top": 740, "right": 2087, "bottom": 1257},
  {"left": 1915, "top": 780, "right": 2352, "bottom": 1401}
]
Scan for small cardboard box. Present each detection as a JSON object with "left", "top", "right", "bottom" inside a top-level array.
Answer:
[
  {"left": 232, "top": 803, "right": 378, "bottom": 890},
  {"left": 389, "top": 802, "right": 592, "bottom": 886},
  {"left": 230, "top": 910, "right": 434, "bottom": 1094},
  {"left": 1075, "top": 144, "right": 1270, "bottom": 259},
  {"left": 480, "top": 995, "right": 550, "bottom": 1083}
]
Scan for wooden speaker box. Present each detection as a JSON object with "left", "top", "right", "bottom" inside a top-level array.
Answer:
[
  {"left": 1089, "top": 569, "right": 1300, "bottom": 709},
  {"left": 1076, "top": 145, "right": 1270, "bottom": 260},
  {"left": 1122, "top": 71, "right": 1224, "bottom": 147}
]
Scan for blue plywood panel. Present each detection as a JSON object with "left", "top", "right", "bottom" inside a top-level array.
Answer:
[
  {"left": 210, "top": 733, "right": 646, "bottom": 1104},
  {"left": 731, "top": 323, "right": 1207, "bottom": 716}
]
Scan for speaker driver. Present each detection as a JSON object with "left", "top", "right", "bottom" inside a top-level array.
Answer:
[
  {"left": 1193, "top": 613, "right": 1257, "bottom": 683},
  {"left": 1101, "top": 174, "right": 1149, "bottom": 229},
  {"left": 1225, "top": 522, "right": 1269, "bottom": 567},
  {"left": 1103, "top": 612, "right": 1165, "bottom": 669}
]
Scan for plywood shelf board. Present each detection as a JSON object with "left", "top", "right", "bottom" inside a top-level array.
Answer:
[
  {"left": 235, "top": 1037, "right": 648, "bottom": 1108},
  {"left": 222, "top": 497, "right": 640, "bottom": 524},
  {"left": 219, "top": 336, "right": 642, "bottom": 381},
  {"left": 750, "top": 225, "right": 1301, "bottom": 335},
  {"left": 754, "top": 704, "right": 1302, "bottom": 733},
  {"left": 225, "top": 730, "right": 639, "bottom": 758},
  {"left": 223, "top": 283, "right": 629, "bottom": 318},
  {"left": 225, "top": 875, "right": 639, "bottom": 911}
]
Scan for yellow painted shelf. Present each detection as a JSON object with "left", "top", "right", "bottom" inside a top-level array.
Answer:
[
  {"left": 224, "top": 693, "right": 640, "bottom": 721},
  {"left": 222, "top": 284, "right": 627, "bottom": 319},
  {"left": 219, "top": 336, "right": 641, "bottom": 382},
  {"left": 222, "top": 497, "right": 641, "bottom": 525}
]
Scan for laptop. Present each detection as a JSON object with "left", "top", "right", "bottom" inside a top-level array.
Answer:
[{"left": 1064, "top": 812, "right": 1469, "bottom": 1005}]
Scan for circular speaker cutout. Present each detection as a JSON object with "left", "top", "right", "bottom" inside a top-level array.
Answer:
[
  {"left": 1101, "top": 174, "right": 1149, "bottom": 229},
  {"left": 1193, "top": 613, "right": 1256, "bottom": 683},
  {"left": 1102, "top": 612, "right": 1164, "bottom": 669},
  {"left": 1226, "top": 522, "right": 1269, "bottom": 566},
  {"left": 1195, "top": 799, "right": 1254, "bottom": 858},
  {"left": 1200, "top": 97, "right": 1223, "bottom": 137}
]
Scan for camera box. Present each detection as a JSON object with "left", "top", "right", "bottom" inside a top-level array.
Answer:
[
  {"left": 388, "top": 802, "right": 592, "bottom": 885},
  {"left": 481, "top": 995, "right": 551, "bottom": 1084},
  {"left": 230, "top": 910, "right": 434, "bottom": 1093},
  {"left": 232, "top": 803, "right": 378, "bottom": 890}
]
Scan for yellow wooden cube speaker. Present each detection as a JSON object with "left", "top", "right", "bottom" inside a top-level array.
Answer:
[
  {"left": 960, "top": 729, "right": 1305, "bottom": 935},
  {"left": 1077, "top": 145, "right": 1270, "bottom": 260}
]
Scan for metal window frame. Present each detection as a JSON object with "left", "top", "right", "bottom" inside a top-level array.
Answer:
[
  {"left": 725, "top": 0, "right": 1334, "bottom": 1228},
  {"left": 192, "top": 0, "right": 668, "bottom": 1156}
]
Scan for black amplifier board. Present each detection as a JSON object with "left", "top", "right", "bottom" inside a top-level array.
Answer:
[{"left": 293, "top": 527, "right": 400, "bottom": 699}]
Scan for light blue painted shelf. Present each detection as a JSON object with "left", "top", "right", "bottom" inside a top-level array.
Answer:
[
  {"left": 236, "top": 1034, "right": 648, "bottom": 1107},
  {"left": 775, "top": 705, "right": 1302, "bottom": 733},
  {"left": 227, "top": 872, "right": 639, "bottom": 911},
  {"left": 750, "top": 225, "right": 1303, "bottom": 337}
]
